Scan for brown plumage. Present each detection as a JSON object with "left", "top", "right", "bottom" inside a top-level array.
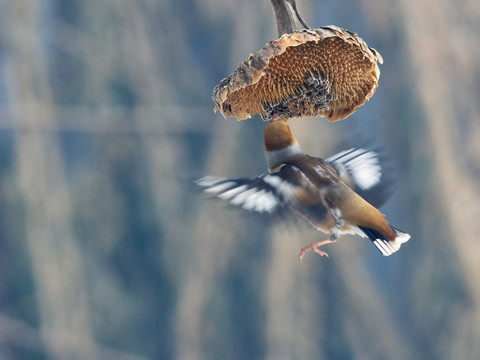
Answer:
[
  {"left": 197, "top": 119, "right": 410, "bottom": 260},
  {"left": 213, "top": 26, "right": 383, "bottom": 122}
]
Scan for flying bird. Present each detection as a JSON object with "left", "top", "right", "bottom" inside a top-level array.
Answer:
[{"left": 197, "top": 117, "right": 410, "bottom": 260}]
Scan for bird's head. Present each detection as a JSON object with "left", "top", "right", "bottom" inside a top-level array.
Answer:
[
  {"left": 264, "top": 117, "right": 298, "bottom": 151},
  {"left": 264, "top": 117, "right": 303, "bottom": 172}
]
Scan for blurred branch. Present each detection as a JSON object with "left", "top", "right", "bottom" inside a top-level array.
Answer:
[
  {"left": 0, "top": 104, "right": 213, "bottom": 133},
  {"left": 270, "top": 0, "right": 309, "bottom": 36},
  {"left": 46, "top": 18, "right": 146, "bottom": 99},
  {"left": 0, "top": 315, "right": 149, "bottom": 360},
  {"left": 10, "top": 2, "right": 96, "bottom": 358}
]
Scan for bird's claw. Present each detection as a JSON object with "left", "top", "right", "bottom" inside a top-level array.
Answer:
[{"left": 298, "top": 243, "right": 330, "bottom": 262}]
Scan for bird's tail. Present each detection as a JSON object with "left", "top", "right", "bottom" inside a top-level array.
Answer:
[{"left": 359, "top": 226, "right": 410, "bottom": 256}]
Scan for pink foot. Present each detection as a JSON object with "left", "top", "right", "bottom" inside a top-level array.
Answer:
[{"left": 298, "top": 239, "right": 333, "bottom": 262}]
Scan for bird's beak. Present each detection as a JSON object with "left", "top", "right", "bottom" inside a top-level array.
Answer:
[{"left": 270, "top": 113, "right": 282, "bottom": 122}]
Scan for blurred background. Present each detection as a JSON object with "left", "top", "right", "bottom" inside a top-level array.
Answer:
[{"left": 1, "top": 0, "right": 479, "bottom": 359}]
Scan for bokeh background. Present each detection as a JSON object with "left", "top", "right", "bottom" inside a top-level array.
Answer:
[{"left": 1, "top": 0, "right": 479, "bottom": 359}]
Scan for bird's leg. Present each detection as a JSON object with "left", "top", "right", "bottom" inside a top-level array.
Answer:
[
  {"left": 298, "top": 234, "right": 338, "bottom": 262},
  {"left": 298, "top": 239, "right": 333, "bottom": 261}
]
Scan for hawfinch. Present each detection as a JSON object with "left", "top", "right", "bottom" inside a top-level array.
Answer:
[{"left": 197, "top": 119, "right": 410, "bottom": 260}]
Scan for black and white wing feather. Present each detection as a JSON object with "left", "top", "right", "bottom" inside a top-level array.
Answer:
[
  {"left": 196, "top": 165, "right": 307, "bottom": 217},
  {"left": 196, "top": 175, "right": 287, "bottom": 215},
  {"left": 326, "top": 148, "right": 394, "bottom": 208}
]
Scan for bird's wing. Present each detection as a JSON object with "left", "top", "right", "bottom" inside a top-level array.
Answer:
[
  {"left": 325, "top": 148, "right": 394, "bottom": 208},
  {"left": 196, "top": 165, "right": 309, "bottom": 217}
]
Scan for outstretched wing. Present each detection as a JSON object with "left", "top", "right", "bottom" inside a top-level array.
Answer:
[
  {"left": 326, "top": 148, "right": 394, "bottom": 208},
  {"left": 196, "top": 164, "right": 309, "bottom": 217},
  {"left": 196, "top": 175, "right": 284, "bottom": 214}
]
